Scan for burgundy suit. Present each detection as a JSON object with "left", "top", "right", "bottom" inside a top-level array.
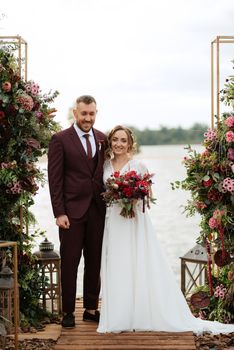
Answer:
[{"left": 48, "top": 125, "right": 106, "bottom": 313}]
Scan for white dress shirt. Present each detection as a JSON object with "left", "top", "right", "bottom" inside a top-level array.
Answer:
[{"left": 73, "top": 123, "right": 97, "bottom": 157}]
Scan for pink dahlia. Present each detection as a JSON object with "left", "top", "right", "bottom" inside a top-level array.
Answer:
[
  {"left": 17, "top": 94, "right": 34, "bottom": 111},
  {"left": 226, "top": 131, "right": 234, "bottom": 143},
  {"left": 208, "top": 217, "right": 219, "bottom": 229},
  {"left": 225, "top": 116, "right": 234, "bottom": 128}
]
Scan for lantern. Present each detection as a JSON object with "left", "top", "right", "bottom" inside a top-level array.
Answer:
[
  {"left": 0, "top": 241, "right": 19, "bottom": 350},
  {"left": 34, "top": 239, "right": 61, "bottom": 315},
  {"left": 180, "top": 244, "right": 208, "bottom": 297},
  {"left": 0, "top": 266, "right": 14, "bottom": 334}
]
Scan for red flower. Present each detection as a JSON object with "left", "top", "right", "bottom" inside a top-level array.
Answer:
[
  {"left": 6, "top": 104, "right": 17, "bottom": 117},
  {"left": 207, "top": 190, "right": 223, "bottom": 202},
  {"left": 102, "top": 170, "right": 155, "bottom": 218},
  {"left": 136, "top": 180, "right": 150, "bottom": 194},
  {"left": 195, "top": 201, "right": 207, "bottom": 210},
  {"left": 203, "top": 179, "right": 213, "bottom": 187},
  {"left": 0, "top": 110, "right": 5, "bottom": 120},
  {"left": 123, "top": 187, "right": 134, "bottom": 197},
  {"left": 113, "top": 171, "right": 120, "bottom": 178},
  {"left": 124, "top": 170, "right": 139, "bottom": 180}
]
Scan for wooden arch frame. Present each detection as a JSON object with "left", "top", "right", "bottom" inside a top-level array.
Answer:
[
  {"left": 0, "top": 35, "right": 28, "bottom": 80},
  {"left": 211, "top": 35, "right": 234, "bottom": 129}
]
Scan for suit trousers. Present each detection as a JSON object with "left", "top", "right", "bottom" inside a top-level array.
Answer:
[{"left": 59, "top": 200, "right": 105, "bottom": 313}]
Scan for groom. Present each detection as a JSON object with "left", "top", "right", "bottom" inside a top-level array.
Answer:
[{"left": 48, "top": 95, "right": 106, "bottom": 328}]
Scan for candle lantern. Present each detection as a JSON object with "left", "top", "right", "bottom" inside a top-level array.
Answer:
[
  {"left": 0, "top": 241, "right": 19, "bottom": 350},
  {"left": 34, "top": 239, "right": 61, "bottom": 315},
  {"left": 180, "top": 244, "right": 208, "bottom": 297},
  {"left": 0, "top": 266, "right": 14, "bottom": 334}
]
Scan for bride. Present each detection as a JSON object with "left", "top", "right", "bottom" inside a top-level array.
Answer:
[{"left": 97, "top": 125, "right": 234, "bottom": 334}]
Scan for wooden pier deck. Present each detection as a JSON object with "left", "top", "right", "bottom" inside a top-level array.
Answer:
[{"left": 54, "top": 299, "right": 196, "bottom": 350}]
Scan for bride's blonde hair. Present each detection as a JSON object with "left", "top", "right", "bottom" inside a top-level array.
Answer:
[{"left": 105, "top": 125, "right": 137, "bottom": 159}]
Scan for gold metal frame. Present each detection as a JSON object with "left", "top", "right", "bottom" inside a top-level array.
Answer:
[
  {"left": 0, "top": 35, "right": 28, "bottom": 80},
  {"left": 211, "top": 35, "right": 234, "bottom": 129},
  {"left": 0, "top": 241, "right": 19, "bottom": 350}
]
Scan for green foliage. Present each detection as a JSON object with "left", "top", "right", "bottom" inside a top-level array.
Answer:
[
  {"left": 191, "top": 264, "right": 234, "bottom": 323},
  {"left": 173, "top": 116, "right": 234, "bottom": 246},
  {"left": 172, "top": 65, "right": 234, "bottom": 323},
  {"left": 0, "top": 44, "right": 61, "bottom": 327}
]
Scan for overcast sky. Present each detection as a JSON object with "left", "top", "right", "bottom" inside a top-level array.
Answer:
[{"left": 1, "top": 0, "right": 234, "bottom": 131}]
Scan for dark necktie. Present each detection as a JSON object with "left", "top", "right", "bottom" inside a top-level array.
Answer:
[{"left": 83, "top": 134, "right": 92, "bottom": 159}]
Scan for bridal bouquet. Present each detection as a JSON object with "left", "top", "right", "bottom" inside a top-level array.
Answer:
[{"left": 102, "top": 170, "right": 156, "bottom": 218}]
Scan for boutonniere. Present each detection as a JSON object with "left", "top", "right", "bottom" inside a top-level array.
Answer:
[{"left": 98, "top": 140, "right": 105, "bottom": 151}]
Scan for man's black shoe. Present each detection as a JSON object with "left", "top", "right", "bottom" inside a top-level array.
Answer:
[
  {"left": 61, "top": 313, "right": 75, "bottom": 328},
  {"left": 83, "top": 310, "right": 100, "bottom": 323}
]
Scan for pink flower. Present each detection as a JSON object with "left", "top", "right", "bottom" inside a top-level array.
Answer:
[
  {"left": 2, "top": 81, "right": 11, "bottom": 92},
  {"left": 222, "top": 177, "right": 234, "bottom": 194},
  {"left": 201, "top": 150, "right": 210, "bottom": 157},
  {"left": 213, "top": 209, "right": 225, "bottom": 220},
  {"left": 225, "top": 116, "right": 234, "bottom": 128},
  {"left": 204, "top": 129, "right": 217, "bottom": 141},
  {"left": 214, "top": 285, "right": 227, "bottom": 299},
  {"left": 25, "top": 81, "right": 40, "bottom": 95},
  {"left": 35, "top": 111, "right": 43, "bottom": 121},
  {"left": 208, "top": 217, "right": 219, "bottom": 229},
  {"left": 9, "top": 181, "right": 23, "bottom": 194},
  {"left": 16, "top": 94, "right": 34, "bottom": 111},
  {"left": 227, "top": 148, "right": 234, "bottom": 160},
  {"left": 226, "top": 131, "right": 234, "bottom": 143}
]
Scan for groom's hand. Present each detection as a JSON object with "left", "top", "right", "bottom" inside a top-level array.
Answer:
[{"left": 56, "top": 215, "right": 70, "bottom": 229}]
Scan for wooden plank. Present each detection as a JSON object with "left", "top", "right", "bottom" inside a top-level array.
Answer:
[
  {"left": 61, "top": 330, "right": 194, "bottom": 336},
  {"left": 57, "top": 338, "right": 195, "bottom": 345},
  {"left": 55, "top": 345, "right": 196, "bottom": 350},
  {"left": 53, "top": 298, "right": 196, "bottom": 350}
]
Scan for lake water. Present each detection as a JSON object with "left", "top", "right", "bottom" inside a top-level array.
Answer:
[{"left": 31, "top": 144, "right": 204, "bottom": 295}]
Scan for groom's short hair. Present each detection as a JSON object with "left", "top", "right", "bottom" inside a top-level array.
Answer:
[{"left": 76, "top": 95, "right": 96, "bottom": 106}]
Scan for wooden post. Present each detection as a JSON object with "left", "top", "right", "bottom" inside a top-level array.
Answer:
[
  {"left": 211, "top": 41, "right": 214, "bottom": 129},
  {"left": 211, "top": 35, "right": 234, "bottom": 129}
]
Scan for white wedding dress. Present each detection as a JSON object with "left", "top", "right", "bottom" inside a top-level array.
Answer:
[{"left": 97, "top": 159, "right": 234, "bottom": 334}]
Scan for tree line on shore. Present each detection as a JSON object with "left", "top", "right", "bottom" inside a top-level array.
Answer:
[
  {"left": 68, "top": 107, "right": 208, "bottom": 145},
  {"left": 127, "top": 123, "right": 208, "bottom": 145}
]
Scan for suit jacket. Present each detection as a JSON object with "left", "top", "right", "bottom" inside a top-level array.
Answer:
[{"left": 48, "top": 125, "right": 106, "bottom": 219}]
